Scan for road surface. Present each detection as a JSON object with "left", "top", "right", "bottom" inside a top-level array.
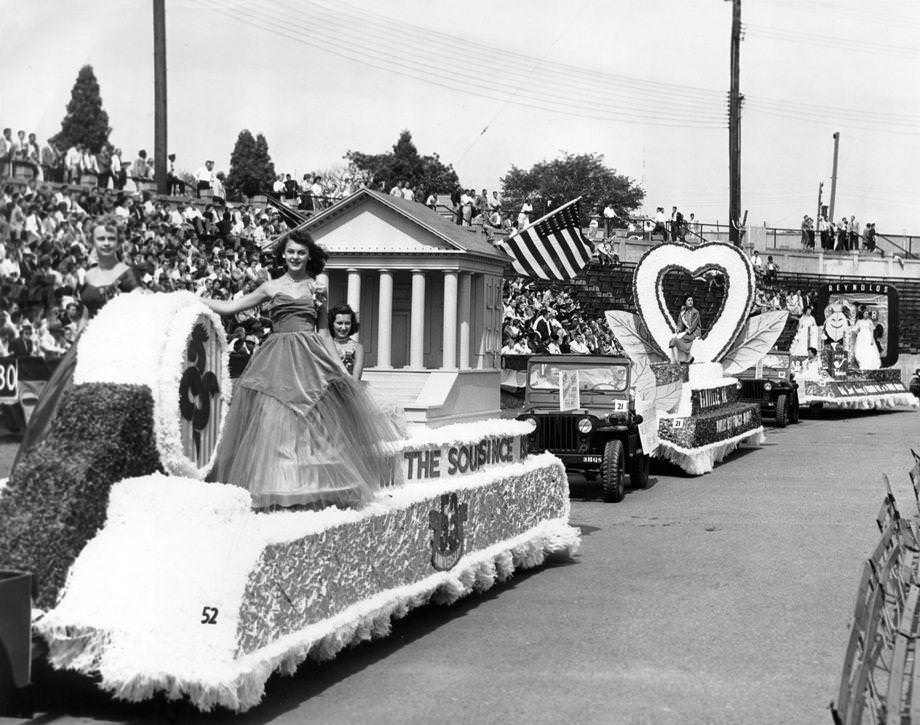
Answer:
[{"left": 1, "top": 408, "right": 917, "bottom": 724}]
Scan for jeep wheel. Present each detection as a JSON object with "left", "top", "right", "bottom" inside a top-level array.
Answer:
[
  {"left": 775, "top": 394, "right": 788, "bottom": 428},
  {"left": 629, "top": 453, "right": 651, "bottom": 489},
  {"left": 789, "top": 393, "right": 800, "bottom": 424},
  {"left": 601, "top": 439, "right": 626, "bottom": 503}
]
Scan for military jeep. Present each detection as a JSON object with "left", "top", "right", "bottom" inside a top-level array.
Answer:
[
  {"left": 516, "top": 355, "right": 649, "bottom": 503},
  {"left": 736, "top": 350, "right": 800, "bottom": 427}
]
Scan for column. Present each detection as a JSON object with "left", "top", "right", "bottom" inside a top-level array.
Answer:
[
  {"left": 346, "top": 269, "right": 361, "bottom": 341},
  {"left": 458, "top": 272, "right": 472, "bottom": 369},
  {"left": 441, "top": 270, "right": 458, "bottom": 369},
  {"left": 376, "top": 269, "right": 393, "bottom": 369},
  {"left": 410, "top": 270, "right": 426, "bottom": 368},
  {"left": 346, "top": 269, "right": 361, "bottom": 311}
]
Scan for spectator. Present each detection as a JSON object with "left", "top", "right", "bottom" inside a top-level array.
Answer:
[
  {"left": 864, "top": 222, "right": 877, "bottom": 253},
  {"left": 652, "top": 207, "right": 668, "bottom": 241},
  {"left": 425, "top": 190, "right": 438, "bottom": 211},
  {"left": 194, "top": 159, "right": 215, "bottom": 197},
  {"left": 311, "top": 176, "right": 325, "bottom": 211},
  {"left": 670, "top": 206, "right": 685, "bottom": 242},
  {"left": 764, "top": 255, "right": 778, "bottom": 283},
  {"left": 517, "top": 200, "right": 533, "bottom": 229},
  {"left": 849, "top": 215, "right": 860, "bottom": 251},
  {"left": 603, "top": 203, "right": 617, "bottom": 239},
  {"left": 132, "top": 149, "right": 149, "bottom": 180},
  {"left": 801, "top": 214, "right": 814, "bottom": 249}
]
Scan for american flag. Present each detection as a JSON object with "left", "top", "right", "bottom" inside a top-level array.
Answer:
[{"left": 498, "top": 198, "right": 594, "bottom": 281}]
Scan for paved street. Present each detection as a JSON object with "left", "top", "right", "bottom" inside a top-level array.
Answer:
[{"left": 3, "top": 408, "right": 918, "bottom": 724}]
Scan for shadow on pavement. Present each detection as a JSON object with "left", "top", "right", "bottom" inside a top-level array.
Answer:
[{"left": 21, "top": 559, "right": 576, "bottom": 724}]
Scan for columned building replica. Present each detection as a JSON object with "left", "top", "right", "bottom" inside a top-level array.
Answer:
[{"left": 301, "top": 189, "right": 509, "bottom": 429}]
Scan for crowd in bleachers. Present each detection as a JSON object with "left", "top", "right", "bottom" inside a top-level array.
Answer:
[
  {"left": 0, "top": 178, "right": 301, "bottom": 361},
  {"left": 500, "top": 277, "right": 624, "bottom": 357}
]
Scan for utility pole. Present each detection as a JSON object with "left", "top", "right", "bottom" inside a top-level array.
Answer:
[
  {"left": 816, "top": 181, "right": 823, "bottom": 247},
  {"left": 153, "top": 0, "right": 168, "bottom": 195},
  {"left": 828, "top": 131, "right": 840, "bottom": 223},
  {"left": 728, "top": 0, "right": 742, "bottom": 245}
]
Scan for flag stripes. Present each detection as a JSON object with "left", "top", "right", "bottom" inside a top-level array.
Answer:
[{"left": 499, "top": 200, "right": 593, "bottom": 281}]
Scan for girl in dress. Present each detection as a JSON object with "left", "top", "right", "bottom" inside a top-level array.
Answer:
[
  {"left": 328, "top": 303, "right": 364, "bottom": 381},
  {"left": 13, "top": 217, "right": 138, "bottom": 468},
  {"left": 668, "top": 295, "right": 701, "bottom": 364},
  {"left": 852, "top": 309, "right": 882, "bottom": 370},
  {"left": 790, "top": 305, "right": 817, "bottom": 357},
  {"left": 202, "top": 230, "right": 397, "bottom": 510}
]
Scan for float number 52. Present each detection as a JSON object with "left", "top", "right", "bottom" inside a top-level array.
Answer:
[{"left": 200, "top": 606, "right": 219, "bottom": 624}]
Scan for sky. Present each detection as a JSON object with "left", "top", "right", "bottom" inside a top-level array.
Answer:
[{"left": 1, "top": 0, "right": 918, "bottom": 231}]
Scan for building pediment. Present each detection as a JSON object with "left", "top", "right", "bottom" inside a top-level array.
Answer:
[{"left": 299, "top": 189, "right": 508, "bottom": 261}]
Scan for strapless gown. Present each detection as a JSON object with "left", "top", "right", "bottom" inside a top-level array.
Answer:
[
  {"left": 208, "top": 294, "right": 399, "bottom": 509},
  {"left": 12, "top": 268, "right": 138, "bottom": 470}
]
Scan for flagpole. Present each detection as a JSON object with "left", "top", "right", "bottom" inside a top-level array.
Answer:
[{"left": 517, "top": 196, "right": 583, "bottom": 233}]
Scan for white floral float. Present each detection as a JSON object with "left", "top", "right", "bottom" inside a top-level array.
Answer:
[
  {"left": 605, "top": 241, "right": 788, "bottom": 474},
  {"left": 4, "top": 292, "right": 577, "bottom": 712}
]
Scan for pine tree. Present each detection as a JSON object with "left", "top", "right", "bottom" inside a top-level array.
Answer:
[
  {"left": 226, "top": 130, "right": 276, "bottom": 200},
  {"left": 52, "top": 65, "right": 111, "bottom": 154}
]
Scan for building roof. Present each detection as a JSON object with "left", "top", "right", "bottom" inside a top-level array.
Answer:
[{"left": 298, "top": 188, "right": 509, "bottom": 261}]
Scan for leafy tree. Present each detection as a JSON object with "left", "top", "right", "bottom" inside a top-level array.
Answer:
[
  {"left": 500, "top": 152, "right": 645, "bottom": 225},
  {"left": 345, "top": 130, "right": 460, "bottom": 194},
  {"left": 52, "top": 65, "right": 111, "bottom": 153},
  {"left": 226, "top": 130, "right": 276, "bottom": 200}
]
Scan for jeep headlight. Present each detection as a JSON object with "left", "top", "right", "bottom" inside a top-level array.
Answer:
[
  {"left": 520, "top": 416, "right": 537, "bottom": 433},
  {"left": 577, "top": 417, "right": 594, "bottom": 434},
  {"left": 736, "top": 381, "right": 742, "bottom": 390},
  {"left": 764, "top": 382, "right": 773, "bottom": 391}
]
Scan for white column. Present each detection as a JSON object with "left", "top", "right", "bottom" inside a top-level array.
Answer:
[
  {"left": 376, "top": 269, "right": 393, "bottom": 369},
  {"left": 458, "top": 272, "right": 472, "bottom": 369},
  {"left": 346, "top": 268, "right": 361, "bottom": 341},
  {"left": 346, "top": 268, "right": 361, "bottom": 311},
  {"left": 410, "top": 270, "right": 426, "bottom": 368},
  {"left": 441, "top": 270, "right": 458, "bottom": 369}
]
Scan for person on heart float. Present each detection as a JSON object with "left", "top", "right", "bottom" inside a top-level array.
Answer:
[{"left": 668, "top": 295, "right": 701, "bottom": 364}]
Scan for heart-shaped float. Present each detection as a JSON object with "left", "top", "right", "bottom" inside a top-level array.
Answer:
[{"left": 633, "top": 242, "right": 755, "bottom": 363}]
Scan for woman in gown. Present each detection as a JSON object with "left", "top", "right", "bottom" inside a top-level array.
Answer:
[
  {"left": 852, "top": 309, "right": 882, "bottom": 370},
  {"left": 13, "top": 218, "right": 138, "bottom": 469},
  {"left": 668, "top": 296, "right": 701, "bottom": 364},
  {"left": 203, "top": 230, "right": 398, "bottom": 510},
  {"left": 790, "top": 305, "right": 817, "bottom": 357},
  {"left": 328, "top": 303, "right": 364, "bottom": 380}
]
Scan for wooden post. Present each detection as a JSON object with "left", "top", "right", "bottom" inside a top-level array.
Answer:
[
  {"left": 153, "top": 0, "right": 168, "bottom": 196},
  {"left": 728, "top": 0, "right": 742, "bottom": 245}
]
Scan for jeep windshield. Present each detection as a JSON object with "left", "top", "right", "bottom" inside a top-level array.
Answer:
[
  {"left": 761, "top": 353, "right": 791, "bottom": 372},
  {"left": 528, "top": 363, "right": 628, "bottom": 392}
]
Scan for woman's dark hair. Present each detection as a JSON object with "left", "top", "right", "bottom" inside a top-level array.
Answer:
[
  {"left": 272, "top": 229, "right": 328, "bottom": 277},
  {"left": 328, "top": 303, "right": 360, "bottom": 336}
]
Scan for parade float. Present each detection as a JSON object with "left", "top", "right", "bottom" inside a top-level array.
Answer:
[
  {"left": 791, "top": 281, "right": 918, "bottom": 411},
  {"left": 604, "top": 241, "right": 788, "bottom": 475},
  {"left": 0, "top": 291, "right": 578, "bottom": 713}
]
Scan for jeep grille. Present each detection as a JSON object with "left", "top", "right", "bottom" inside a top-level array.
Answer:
[
  {"left": 739, "top": 379, "right": 764, "bottom": 399},
  {"left": 533, "top": 416, "right": 580, "bottom": 452}
]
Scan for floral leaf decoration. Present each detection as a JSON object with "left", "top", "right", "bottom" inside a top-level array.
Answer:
[
  {"left": 654, "top": 378, "right": 684, "bottom": 414},
  {"left": 720, "top": 311, "right": 790, "bottom": 376},
  {"left": 605, "top": 310, "right": 668, "bottom": 364}
]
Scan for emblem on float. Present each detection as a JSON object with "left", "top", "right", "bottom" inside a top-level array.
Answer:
[
  {"left": 179, "top": 322, "right": 222, "bottom": 459},
  {"left": 428, "top": 493, "right": 468, "bottom": 571}
]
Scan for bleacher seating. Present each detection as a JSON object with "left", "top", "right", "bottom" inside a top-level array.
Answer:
[{"left": 511, "top": 262, "right": 920, "bottom": 355}]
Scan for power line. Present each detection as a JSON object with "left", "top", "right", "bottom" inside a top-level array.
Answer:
[
  {"left": 199, "top": 0, "right": 727, "bottom": 129},
  {"left": 246, "top": 0, "right": 726, "bottom": 121}
]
